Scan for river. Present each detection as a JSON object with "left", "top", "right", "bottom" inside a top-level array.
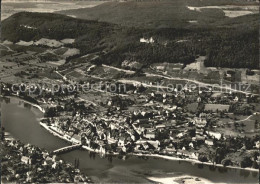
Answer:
[{"left": 1, "top": 97, "right": 258, "bottom": 183}]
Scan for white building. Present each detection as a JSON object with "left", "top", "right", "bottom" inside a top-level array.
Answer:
[{"left": 140, "top": 37, "right": 155, "bottom": 44}]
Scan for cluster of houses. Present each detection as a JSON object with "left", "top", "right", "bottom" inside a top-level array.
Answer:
[
  {"left": 38, "top": 85, "right": 256, "bottom": 160},
  {"left": 1, "top": 72, "right": 259, "bottom": 169},
  {"left": 1, "top": 139, "right": 89, "bottom": 183}
]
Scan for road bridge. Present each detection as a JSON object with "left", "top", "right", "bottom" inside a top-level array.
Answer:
[{"left": 53, "top": 144, "right": 82, "bottom": 154}]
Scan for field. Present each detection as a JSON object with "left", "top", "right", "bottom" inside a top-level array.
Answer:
[
  {"left": 205, "top": 104, "right": 230, "bottom": 112},
  {"left": 1, "top": 10, "right": 259, "bottom": 69},
  {"left": 187, "top": 5, "right": 258, "bottom": 18}
]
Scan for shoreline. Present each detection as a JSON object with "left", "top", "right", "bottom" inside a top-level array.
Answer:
[
  {"left": 1, "top": 132, "right": 91, "bottom": 183},
  {"left": 133, "top": 153, "right": 259, "bottom": 172},
  {"left": 39, "top": 122, "right": 259, "bottom": 173},
  {"left": 6, "top": 95, "right": 45, "bottom": 113},
  {"left": 147, "top": 175, "right": 222, "bottom": 184},
  {"left": 3, "top": 95, "right": 260, "bottom": 173}
]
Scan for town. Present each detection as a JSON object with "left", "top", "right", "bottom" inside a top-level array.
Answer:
[
  {"left": 1, "top": 59, "right": 259, "bottom": 171},
  {"left": 0, "top": 1, "right": 259, "bottom": 182},
  {"left": 0, "top": 130, "right": 91, "bottom": 183}
]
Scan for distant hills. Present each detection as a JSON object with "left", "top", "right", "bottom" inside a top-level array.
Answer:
[
  {"left": 1, "top": 11, "right": 259, "bottom": 69},
  {"left": 57, "top": 0, "right": 259, "bottom": 29}
]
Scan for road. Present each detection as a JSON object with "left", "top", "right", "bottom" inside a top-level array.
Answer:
[
  {"left": 105, "top": 64, "right": 258, "bottom": 95},
  {"left": 0, "top": 43, "right": 14, "bottom": 52},
  {"left": 57, "top": 63, "right": 258, "bottom": 96},
  {"left": 118, "top": 79, "right": 169, "bottom": 89},
  {"left": 78, "top": 97, "right": 98, "bottom": 107},
  {"left": 234, "top": 112, "right": 259, "bottom": 123},
  {"left": 94, "top": 64, "right": 258, "bottom": 95},
  {"left": 102, "top": 64, "right": 135, "bottom": 74},
  {"left": 144, "top": 72, "right": 257, "bottom": 95}
]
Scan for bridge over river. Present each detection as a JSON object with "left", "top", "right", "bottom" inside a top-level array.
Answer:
[{"left": 53, "top": 144, "right": 82, "bottom": 154}]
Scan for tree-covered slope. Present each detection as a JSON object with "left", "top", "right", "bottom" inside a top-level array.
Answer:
[{"left": 1, "top": 12, "right": 259, "bottom": 69}]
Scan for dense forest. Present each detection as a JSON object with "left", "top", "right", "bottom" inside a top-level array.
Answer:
[{"left": 1, "top": 12, "right": 259, "bottom": 69}]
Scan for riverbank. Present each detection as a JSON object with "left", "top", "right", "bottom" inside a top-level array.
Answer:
[
  {"left": 1, "top": 134, "right": 90, "bottom": 183},
  {"left": 6, "top": 95, "right": 45, "bottom": 113},
  {"left": 134, "top": 153, "right": 259, "bottom": 172},
  {"left": 39, "top": 121, "right": 118, "bottom": 154},
  {"left": 4, "top": 95, "right": 259, "bottom": 173},
  {"left": 147, "top": 175, "right": 221, "bottom": 184},
  {"left": 40, "top": 121, "right": 259, "bottom": 173}
]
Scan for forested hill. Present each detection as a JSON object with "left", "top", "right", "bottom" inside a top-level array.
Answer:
[
  {"left": 1, "top": 12, "right": 115, "bottom": 43},
  {"left": 57, "top": 0, "right": 259, "bottom": 29},
  {"left": 1, "top": 12, "right": 259, "bottom": 69}
]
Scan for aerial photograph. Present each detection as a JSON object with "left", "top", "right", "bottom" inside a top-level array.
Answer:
[{"left": 0, "top": 0, "right": 259, "bottom": 183}]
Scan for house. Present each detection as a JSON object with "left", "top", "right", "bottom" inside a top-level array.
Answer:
[
  {"left": 107, "top": 137, "right": 117, "bottom": 144},
  {"left": 142, "top": 142, "right": 154, "bottom": 150},
  {"left": 144, "top": 132, "right": 155, "bottom": 139},
  {"left": 7, "top": 167, "right": 15, "bottom": 175},
  {"left": 195, "top": 135, "right": 205, "bottom": 144},
  {"left": 156, "top": 124, "right": 166, "bottom": 129},
  {"left": 177, "top": 132, "right": 184, "bottom": 138},
  {"left": 194, "top": 117, "right": 207, "bottom": 128},
  {"left": 21, "top": 156, "right": 32, "bottom": 165},
  {"left": 140, "top": 37, "right": 154, "bottom": 44},
  {"left": 122, "top": 146, "right": 127, "bottom": 153},
  {"left": 52, "top": 162, "right": 57, "bottom": 169},
  {"left": 42, "top": 152, "right": 49, "bottom": 159},
  {"left": 234, "top": 96, "right": 239, "bottom": 102},
  {"left": 99, "top": 145, "right": 106, "bottom": 154},
  {"left": 136, "top": 139, "right": 160, "bottom": 149},
  {"left": 206, "top": 131, "right": 222, "bottom": 140},
  {"left": 43, "top": 156, "right": 53, "bottom": 166},
  {"left": 205, "top": 139, "right": 214, "bottom": 146},
  {"left": 190, "top": 152, "right": 199, "bottom": 160},
  {"left": 163, "top": 93, "right": 167, "bottom": 98},
  {"left": 26, "top": 171, "right": 32, "bottom": 182},
  {"left": 72, "top": 134, "right": 81, "bottom": 143},
  {"left": 118, "top": 136, "right": 126, "bottom": 147},
  {"left": 165, "top": 146, "right": 176, "bottom": 154},
  {"left": 134, "top": 122, "right": 153, "bottom": 133},
  {"left": 196, "top": 128, "right": 204, "bottom": 135},
  {"left": 189, "top": 142, "right": 194, "bottom": 148}
]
